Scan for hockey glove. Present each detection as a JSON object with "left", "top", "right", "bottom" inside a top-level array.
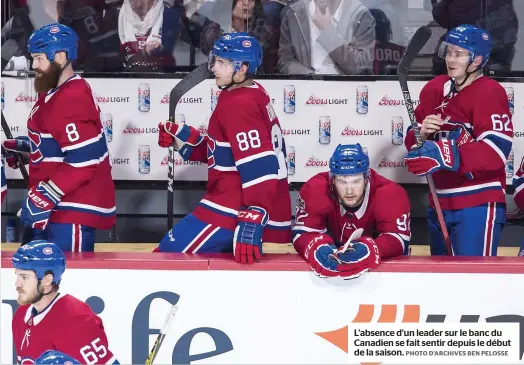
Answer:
[
  {"left": 21, "top": 181, "right": 62, "bottom": 230},
  {"left": 158, "top": 121, "right": 203, "bottom": 160},
  {"left": 404, "top": 137, "right": 460, "bottom": 176},
  {"left": 303, "top": 235, "right": 340, "bottom": 278},
  {"left": 330, "top": 236, "right": 381, "bottom": 280},
  {"left": 233, "top": 206, "right": 268, "bottom": 264},
  {"left": 2, "top": 136, "right": 30, "bottom": 169}
]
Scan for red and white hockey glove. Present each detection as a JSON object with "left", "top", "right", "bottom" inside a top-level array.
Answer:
[
  {"left": 303, "top": 235, "right": 341, "bottom": 278},
  {"left": 2, "top": 136, "right": 30, "bottom": 169},
  {"left": 233, "top": 206, "right": 268, "bottom": 264},
  {"left": 158, "top": 121, "right": 203, "bottom": 160},
  {"left": 331, "top": 236, "right": 381, "bottom": 280},
  {"left": 21, "top": 181, "right": 62, "bottom": 230},
  {"left": 404, "top": 136, "right": 460, "bottom": 176}
]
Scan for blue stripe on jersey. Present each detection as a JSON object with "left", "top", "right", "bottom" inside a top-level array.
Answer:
[
  {"left": 436, "top": 185, "right": 502, "bottom": 198},
  {"left": 54, "top": 203, "right": 116, "bottom": 216},
  {"left": 64, "top": 134, "right": 108, "bottom": 165},
  {"left": 483, "top": 134, "right": 512, "bottom": 159},
  {"left": 513, "top": 176, "right": 524, "bottom": 189},
  {"left": 267, "top": 222, "right": 291, "bottom": 230},
  {"left": 213, "top": 144, "right": 235, "bottom": 168},
  {"left": 197, "top": 201, "right": 238, "bottom": 219},
  {"left": 33, "top": 135, "right": 63, "bottom": 162},
  {"left": 236, "top": 154, "right": 278, "bottom": 185}
]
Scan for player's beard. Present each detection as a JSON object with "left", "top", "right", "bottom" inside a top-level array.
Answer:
[
  {"left": 16, "top": 287, "right": 41, "bottom": 305},
  {"left": 34, "top": 62, "right": 60, "bottom": 94}
]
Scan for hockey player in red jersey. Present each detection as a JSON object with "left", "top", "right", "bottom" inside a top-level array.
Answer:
[
  {"left": 293, "top": 144, "right": 410, "bottom": 279},
  {"left": 11, "top": 240, "right": 119, "bottom": 364},
  {"left": 156, "top": 33, "right": 292, "bottom": 263},
  {"left": 404, "top": 25, "right": 512, "bottom": 257},
  {"left": 2, "top": 23, "right": 116, "bottom": 252}
]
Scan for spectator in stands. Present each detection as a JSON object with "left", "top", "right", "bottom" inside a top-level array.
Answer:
[
  {"left": 430, "top": 0, "right": 518, "bottom": 74},
  {"left": 118, "top": 0, "right": 181, "bottom": 72},
  {"left": 277, "top": 0, "right": 376, "bottom": 75},
  {"left": 369, "top": 8, "right": 404, "bottom": 75},
  {"left": 190, "top": 0, "right": 277, "bottom": 73}
]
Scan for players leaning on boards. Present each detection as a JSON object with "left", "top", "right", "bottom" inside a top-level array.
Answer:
[
  {"left": 2, "top": 23, "right": 116, "bottom": 252},
  {"left": 404, "top": 25, "right": 513, "bottom": 257},
  {"left": 11, "top": 241, "right": 119, "bottom": 364},
  {"left": 156, "top": 33, "right": 292, "bottom": 263},
  {"left": 292, "top": 144, "right": 411, "bottom": 279}
]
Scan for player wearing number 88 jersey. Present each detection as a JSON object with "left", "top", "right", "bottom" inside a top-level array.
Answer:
[
  {"left": 12, "top": 241, "right": 119, "bottom": 364},
  {"left": 403, "top": 25, "right": 512, "bottom": 256},
  {"left": 14, "top": 23, "right": 116, "bottom": 252},
  {"left": 157, "top": 33, "right": 292, "bottom": 263}
]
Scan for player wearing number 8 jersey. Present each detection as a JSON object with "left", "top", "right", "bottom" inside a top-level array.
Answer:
[
  {"left": 157, "top": 33, "right": 292, "bottom": 263},
  {"left": 11, "top": 241, "right": 119, "bottom": 364},
  {"left": 403, "top": 25, "right": 512, "bottom": 256},
  {"left": 2, "top": 23, "right": 116, "bottom": 252}
]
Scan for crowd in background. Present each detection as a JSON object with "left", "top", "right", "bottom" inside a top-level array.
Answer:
[{"left": 0, "top": 0, "right": 521, "bottom": 75}]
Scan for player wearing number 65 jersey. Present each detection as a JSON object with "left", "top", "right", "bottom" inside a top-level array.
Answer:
[
  {"left": 292, "top": 144, "right": 410, "bottom": 279},
  {"left": 403, "top": 25, "right": 512, "bottom": 256},
  {"left": 12, "top": 241, "right": 119, "bottom": 364},
  {"left": 2, "top": 23, "right": 116, "bottom": 252},
  {"left": 157, "top": 33, "right": 292, "bottom": 263}
]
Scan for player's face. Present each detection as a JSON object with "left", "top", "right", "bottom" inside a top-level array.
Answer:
[
  {"left": 444, "top": 45, "right": 477, "bottom": 79},
  {"left": 31, "top": 53, "right": 59, "bottom": 93},
  {"left": 334, "top": 174, "right": 366, "bottom": 207},
  {"left": 14, "top": 269, "right": 40, "bottom": 305},
  {"left": 211, "top": 56, "right": 235, "bottom": 87}
]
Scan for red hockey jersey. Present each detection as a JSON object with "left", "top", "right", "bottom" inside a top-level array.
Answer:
[
  {"left": 292, "top": 170, "right": 410, "bottom": 259},
  {"left": 186, "top": 81, "right": 292, "bottom": 243},
  {"left": 513, "top": 156, "right": 524, "bottom": 211},
  {"left": 27, "top": 75, "right": 115, "bottom": 229},
  {"left": 405, "top": 75, "right": 513, "bottom": 210},
  {"left": 12, "top": 294, "right": 118, "bottom": 364}
]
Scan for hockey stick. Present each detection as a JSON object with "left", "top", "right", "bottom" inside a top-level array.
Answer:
[
  {"left": 145, "top": 305, "right": 179, "bottom": 364},
  {"left": 167, "top": 63, "right": 212, "bottom": 230},
  {"left": 398, "top": 26, "right": 452, "bottom": 256}
]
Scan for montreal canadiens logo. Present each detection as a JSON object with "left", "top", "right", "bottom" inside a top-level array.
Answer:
[
  {"left": 49, "top": 26, "right": 60, "bottom": 34},
  {"left": 242, "top": 40, "right": 252, "bottom": 47},
  {"left": 482, "top": 33, "right": 489, "bottom": 40},
  {"left": 43, "top": 247, "right": 53, "bottom": 255}
]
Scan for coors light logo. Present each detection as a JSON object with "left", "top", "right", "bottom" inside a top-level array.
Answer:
[
  {"left": 15, "top": 92, "right": 37, "bottom": 103},
  {"left": 306, "top": 94, "right": 348, "bottom": 105},
  {"left": 305, "top": 156, "right": 328, "bottom": 167},
  {"left": 94, "top": 93, "right": 130, "bottom": 103},
  {"left": 160, "top": 155, "right": 204, "bottom": 166},
  {"left": 378, "top": 157, "right": 406, "bottom": 168},
  {"left": 378, "top": 95, "right": 420, "bottom": 106},
  {"left": 341, "top": 125, "right": 383, "bottom": 136},
  {"left": 160, "top": 94, "right": 203, "bottom": 104},
  {"left": 123, "top": 123, "right": 159, "bottom": 134}
]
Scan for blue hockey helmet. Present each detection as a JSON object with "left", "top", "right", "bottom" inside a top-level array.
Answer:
[
  {"left": 28, "top": 23, "right": 79, "bottom": 61},
  {"left": 12, "top": 240, "right": 66, "bottom": 284},
  {"left": 209, "top": 32, "right": 262, "bottom": 74},
  {"left": 329, "top": 144, "right": 369, "bottom": 176},
  {"left": 439, "top": 25, "right": 492, "bottom": 68},
  {"left": 35, "top": 350, "right": 80, "bottom": 364}
]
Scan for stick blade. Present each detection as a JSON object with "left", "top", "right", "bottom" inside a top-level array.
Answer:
[{"left": 169, "top": 63, "right": 212, "bottom": 120}]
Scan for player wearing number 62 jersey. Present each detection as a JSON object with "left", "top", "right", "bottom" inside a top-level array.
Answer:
[
  {"left": 157, "top": 33, "right": 292, "bottom": 263},
  {"left": 404, "top": 25, "right": 512, "bottom": 256},
  {"left": 293, "top": 144, "right": 410, "bottom": 279},
  {"left": 12, "top": 241, "right": 119, "bottom": 364},
  {"left": 4, "top": 23, "right": 116, "bottom": 252}
]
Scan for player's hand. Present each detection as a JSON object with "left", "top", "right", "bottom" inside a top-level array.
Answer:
[
  {"left": 158, "top": 121, "right": 203, "bottom": 160},
  {"left": 2, "top": 137, "right": 30, "bottom": 169},
  {"left": 21, "top": 181, "right": 62, "bottom": 230},
  {"left": 404, "top": 136, "right": 460, "bottom": 176},
  {"left": 330, "top": 236, "right": 381, "bottom": 280},
  {"left": 420, "top": 114, "right": 444, "bottom": 141},
  {"left": 233, "top": 206, "right": 268, "bottom": 264}
]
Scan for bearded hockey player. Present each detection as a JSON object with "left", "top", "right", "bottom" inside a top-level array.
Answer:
[
  {"left": 12, "top": 241, "right": 118, "bottom": 364},
  {"left": 292, "top": 144, "right": 410, "bottom": 279},
  {"left": 157, "top": 33, "right": 292, "bottom": 264},
  {"left": 404, "top": 25, "right": 512, "bottom": 256},
  {"left": 2, "top": 23, "right": 116, "bottom": 251}
]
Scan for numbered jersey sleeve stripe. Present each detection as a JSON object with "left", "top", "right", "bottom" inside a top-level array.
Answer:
[
  {"left": 236, "top": 150, "right": 276, "bottom": 166},
  {"left": 480, "top": 137, "right": 511, "bottom": 164},
  {"left": 198, "top": 199, "right": 239, "bottom": 218},
  {"left": 61, "top": 132, "right": 105, "bottom": 151},
  {"left": 237, "top": 154, "right": 279, "bottom": 187},
  {"left": 64, "top": 137, "right": 109, "bottom": 165},
  {"left": 67, "top": 152, "right": 109, "bottom": 167},
  {"left": 213, "top": 144, "right": 236, "bottom": 168},
  {"left": 56, "top": 202, "right": 116, "bottom": 215}
]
